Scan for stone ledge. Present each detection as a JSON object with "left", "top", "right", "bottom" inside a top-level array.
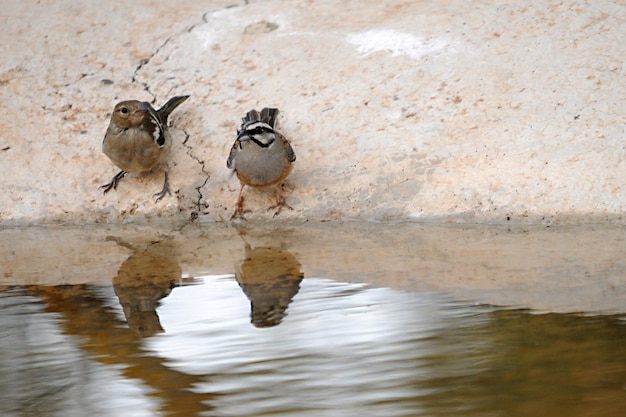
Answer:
[{"left": 1, "top": 0, "right": 624, "bottom": 225}]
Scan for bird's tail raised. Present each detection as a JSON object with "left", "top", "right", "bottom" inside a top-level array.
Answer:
[
  {"left": 243, "top": 107, "right": 280, "bottom": 128},
  {"left": 158, "top": 95, "right": 190, "bottom": 125}
]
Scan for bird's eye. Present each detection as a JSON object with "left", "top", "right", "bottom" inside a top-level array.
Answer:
[{"left": 120, "top": 107, "right": 129, "bottom": 114}]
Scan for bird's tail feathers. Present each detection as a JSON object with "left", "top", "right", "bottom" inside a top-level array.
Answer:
[
  {"left": 243, "top": 108, "right": 280, "bottom": 128},
  {"left": 260, "top": 107, "right": 279, "bottom": 128},
  {"left": 158, "top": 95, "right": 190, "bottom": 124},
  {"left": 243, "top": 109, "right": 260, "bottom": 124}
]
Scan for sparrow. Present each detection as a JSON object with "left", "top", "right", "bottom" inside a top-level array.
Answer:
[
  {"left": 227, "top": 107, "right": 296, "bottom": 219},
  {"left": 100, "top": 95, "right": 189, "bottom": 202}
]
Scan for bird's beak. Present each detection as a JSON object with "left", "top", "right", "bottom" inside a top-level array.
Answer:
[
  {"left": 236, "top": 132, "right": 250, "bottom": 141},
  {"left": 132, "top": 102, "right": 148, "bottom": 116}
]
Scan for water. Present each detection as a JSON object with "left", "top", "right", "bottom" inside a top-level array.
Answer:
[{"left": 1, "top": 222, "right": 625, "bottom": 416}]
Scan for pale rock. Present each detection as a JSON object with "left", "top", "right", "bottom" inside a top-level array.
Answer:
[{"left": 0, "top": 0, "right": 624, "bottom": 225}]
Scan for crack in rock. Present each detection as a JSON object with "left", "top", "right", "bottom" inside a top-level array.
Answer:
[
  {"left": 127, "top": 3, "right": 248, "bottom": 220},
  {"left": 181, "top": 129, "right": 211, "bottom": 220},
  {"left": 130, "top": 34, "right": 176, "bottom": 103},
  {"left": 132, "top": 2, "right": 246, "bottom": 98},
  {"left": 202, "top": 3, "right": 242, "bottom": 23}
]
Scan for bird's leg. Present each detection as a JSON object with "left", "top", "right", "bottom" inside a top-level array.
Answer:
[
  {"left": 230, "top": 183, "right": 247, "bottom": 220},
  {"left": 154, "top": 170, "right": 172, "bottom": 202},
  {"left": 270, "top": 183, "right": 293, "bottom": 217},
  {"left": 100, "top": 170, "right": 126, "bottom": 194}
]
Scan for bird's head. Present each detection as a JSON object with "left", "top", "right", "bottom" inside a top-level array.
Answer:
[{"left": 111, "top": 100, "right": 148, "bottom": 128}]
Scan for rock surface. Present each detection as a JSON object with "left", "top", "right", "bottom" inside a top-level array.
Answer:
[{"left": 1, "top": 0, "right": 624, "bottom": 225}]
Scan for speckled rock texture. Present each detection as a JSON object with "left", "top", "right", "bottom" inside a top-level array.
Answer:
[{"left": 1, "top": 0, "right": 624, "bottom": 225}]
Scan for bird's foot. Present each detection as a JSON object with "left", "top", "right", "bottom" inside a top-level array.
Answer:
[
  {"left": 230, "top": 206, "right": 248, "bottom": 221},
  {"left": 269, "top": 196, "right": 293, "bottom": 217},
  {"left": 100, "top": 171, "right": 126, "bottom": 194},
  {"left": 153, "top": 184, "right": 171, "bottom": 202},
  {"left": 230, "top": 196, "right": 248, "bottom": 221},
  {"left": 153, "top": 171, "right": 171, "bottom": 202}
]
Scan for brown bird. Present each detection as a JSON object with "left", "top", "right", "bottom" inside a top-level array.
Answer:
[
  {"left": 101, "top": 95, "right": 189, "bottom": 202},
  {"left": 227, "top": 108, "right": 296, "bottom": 219}
]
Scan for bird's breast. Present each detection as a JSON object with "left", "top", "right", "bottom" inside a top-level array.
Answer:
[
  {"left": 234, "top": 142, "right": 292, "bottom": 187},
  {"left": 103, "top": 127, "right": 171, "bottom": 174}
]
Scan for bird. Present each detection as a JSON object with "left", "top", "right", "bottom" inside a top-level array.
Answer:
[
  {"left": 226, "top": 107, "right": 296, "bottom": 219},
  {"left": 100, "top": 95, "right": 189, "bottom": 202}
]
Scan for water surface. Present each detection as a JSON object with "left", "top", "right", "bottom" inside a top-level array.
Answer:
[{"left": 1, "top": 222, "right": 625, "bottom": 416}]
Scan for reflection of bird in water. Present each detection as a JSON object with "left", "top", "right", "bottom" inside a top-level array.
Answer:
[
  {"left": 235, "top": 238, "right": 304, "bottom": 328},
  {"left": 27, "top": 282, "right": 216, "bottom": 416},
  {"left": 109, "top": 237, "right": 187, "bottom": 337}
]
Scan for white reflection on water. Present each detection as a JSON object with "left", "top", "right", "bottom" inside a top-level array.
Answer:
[{"left": 150, "top": 276, "right": 485, "bottom": 417}]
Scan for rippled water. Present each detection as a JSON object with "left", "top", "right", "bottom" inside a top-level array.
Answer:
[
  {"left": 2, "top": 277, "right": 625, "bottom": 417},
  {"left": 1, "top": 223, "right": 626, "bottom": 416}
]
